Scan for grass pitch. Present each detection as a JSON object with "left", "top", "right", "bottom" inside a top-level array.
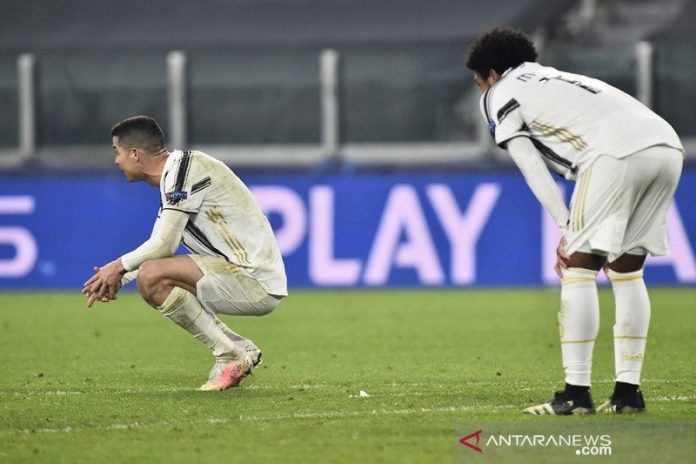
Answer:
[{"left": 0, "top": 288, "right": 694, "bottom": 463}]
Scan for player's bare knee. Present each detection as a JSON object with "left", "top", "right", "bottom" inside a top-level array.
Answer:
[
  {"left": 136, "top": 262, "right": 156, "bottom": 293},
  {"left": 136, "top": 262, "right": 171, "bottom": 306}
]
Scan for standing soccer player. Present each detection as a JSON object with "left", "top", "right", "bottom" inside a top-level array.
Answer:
[
  {"left": 466, "top": 29, "right": 683, "bottom": 414},
  {"left": 83, "top": 115, "right": 287, "bottom": 391}
]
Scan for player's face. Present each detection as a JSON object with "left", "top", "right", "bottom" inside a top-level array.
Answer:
[
  {"left": 473, "top": 72, "right": 491, "bottom": 93},
  {"left": 474, "top": 70, "right": 502, "bottom": 93},
  {"left": 113, "top": 137, "right": 141, "bottom": 182}
]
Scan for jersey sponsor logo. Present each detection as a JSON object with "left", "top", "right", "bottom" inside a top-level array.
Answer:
[{"left": 165, "top": 190, "right": 188, "bottom": 205}]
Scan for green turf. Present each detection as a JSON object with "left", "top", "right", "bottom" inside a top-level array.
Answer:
[{"left": 0, "top": 289, "right": 694, "bottom": 463}]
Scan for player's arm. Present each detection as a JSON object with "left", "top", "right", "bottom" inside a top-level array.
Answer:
[
  {"left": 116, "top": 207, "right": 175, "bottom": 287},
  {"left": 83, "top": 209, "right": 189, "bottom": 307},
  {"left": 506, "top": 136, "right": 572, "bottom": 278},
  {"left": 120, "top": 208, "right": 189, "bottom": 271},
  {"left": 84, "top": 213, "right": 165, "bottom": 296},
  {"left": 506, "top": 136, "right": 570, "bottom": 230}
]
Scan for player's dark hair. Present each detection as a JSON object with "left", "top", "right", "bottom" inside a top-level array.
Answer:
[
  {"left": 466, "top": 28, "right": 538, "bottom": 78},
  {"left": 111, "top": 115, "right": 166, "bottom": 153}
]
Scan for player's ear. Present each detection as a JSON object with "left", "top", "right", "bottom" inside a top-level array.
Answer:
[{"left": 486, "top": 69, "right": 501, "bottom": 86}]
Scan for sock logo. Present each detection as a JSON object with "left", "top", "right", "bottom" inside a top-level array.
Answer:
[{"left": 459, "top": 429, "right": 483, "bottom": 453}]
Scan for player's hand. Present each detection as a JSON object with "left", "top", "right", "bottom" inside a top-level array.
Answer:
[
  {"left": 82, "top": 267, "right": 120, "bottom": 307},
  {"left": 86, "top": 286, "right": 120, "bottom": 308},
  {"left": 83, "top": 262, "right": 125, "bottom": 308},
  {"left": 82, "top": 266, "right": 102, "bottom": 297},
  {"left": 554, "top": 236, "right": 570, "bottom": 279}
]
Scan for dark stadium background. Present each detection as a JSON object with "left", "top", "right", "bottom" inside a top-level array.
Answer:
[{"left": 0, "top": 0, "right": 694, "bottom": 289}]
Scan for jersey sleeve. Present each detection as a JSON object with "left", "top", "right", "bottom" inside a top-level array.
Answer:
[
  {"left": 160, "top": 152, "right": 211, "bottom": 214},
  {"left": 120, "top": 208, "right": 189, "bottom": 271},
  {"left": 483, "top": 85, "right": 528, "bottom": 148},
  {"left": 506, "top": 137, "right": 570, "bottom": 230}
]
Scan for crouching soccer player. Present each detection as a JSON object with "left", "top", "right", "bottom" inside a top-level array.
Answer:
[
  {"left": 466, "top": 29, "right": 683, "bottom": 414},
  {"left": 82, "top": 115, "right": 287, "bottom": 391}
]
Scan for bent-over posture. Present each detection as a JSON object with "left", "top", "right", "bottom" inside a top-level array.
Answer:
[{"left": 466, "top": 29, "right": 683, "bottom": 414}]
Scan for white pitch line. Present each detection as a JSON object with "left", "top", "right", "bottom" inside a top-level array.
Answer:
[
  {"left": 3, "top": 404, "right": 515, "bottom": 436},
  {"left": 2, "top": 394, "right": 693, "bottom": 437},
  {"left": 236, "top": 404, "right": 517, "bottom": 422},
  {"left": 0, "top": 378, "right": 684, "bottom": 397},
  {"left": 652, "top": 395, "right": 692, "bottom": 402},
  {"left": 4, "top": 390, "right": 83, "bottom": 397}
]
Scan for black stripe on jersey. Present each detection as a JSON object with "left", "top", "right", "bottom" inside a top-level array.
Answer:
[
  {"left": 482, "top": 88, "right": 492, "bottom": 124},
  {"left": 482, "top": 88, "right": 493, "bottom": 131},
  {"left": 529, "top": 137, "right": 578, "bottom": 175},
  {"left": 161, "top": 207, "right": 195, "bottom": 214},
  {"left": 174, "top": 150, "right": 192, "bottom": 193},
  {"left": 180, "top": 239, "right": 193, "bottom": 253},
  {"left": 191, "top": 176, "right": 212, "bottom": 194},
  {"left": 185, "top": 221, "right": 231, "bottom": 262},
  {"left": 159, "top": 169, "right": 169, "bottom": 210},
  {"left": 496, "top": 98, "right": 520, "bottom": 123}
]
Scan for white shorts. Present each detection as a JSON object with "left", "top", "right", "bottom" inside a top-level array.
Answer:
[
  {"left": 565, "top": 145, "right": 683, "bottom": 262},
  {"left": 189, "top": 254, "right": 282, "bottom": 316}
]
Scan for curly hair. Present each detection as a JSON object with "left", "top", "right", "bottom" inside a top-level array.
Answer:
[{"left": 466, "top": 28, "right": 538, "bottom": 78}]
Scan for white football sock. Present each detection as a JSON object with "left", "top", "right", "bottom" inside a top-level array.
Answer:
[
  {"left": 213, "top": 319, "right": 247, "bottom": 343},
  {"left": 607, "top": 269, "right": 650, "bottom": 385},
  {"left": 156, "top": 286, "right": 243, "bottom": 359},
  {"left": 198, "top": 304, "right": 249, "bottom": 343},
  {"left": 559, "top": 267, "right": 600, "bottom": 387}
]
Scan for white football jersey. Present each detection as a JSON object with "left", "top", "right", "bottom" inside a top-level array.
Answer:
[
  {"left": 480, "top": 62, "right": 683, "bottom": 179},
  {"left": 160, "top": 150, "right": 287, "bottom": 296}
]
